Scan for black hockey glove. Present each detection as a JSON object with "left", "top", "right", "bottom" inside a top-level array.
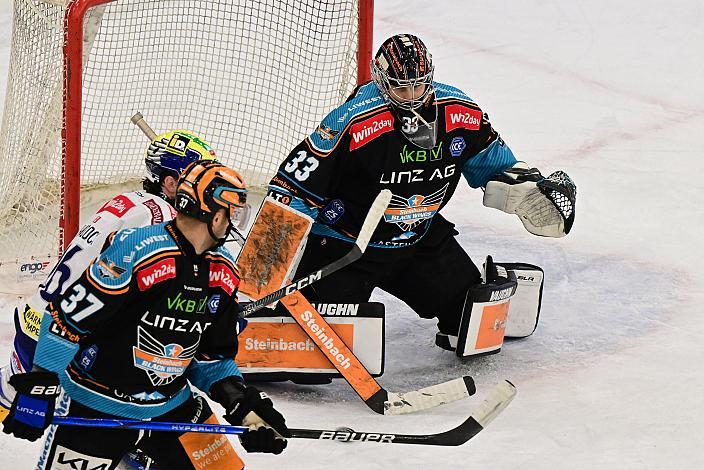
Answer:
[
  {"left": 210, "top": 377, "right": 290, "bottom": 454},
  {"left": 536, "top": 170, "right": 577, "bottom": 234},
  {"left": 2, "top": 371, "right": 60, "bottom": 441}
]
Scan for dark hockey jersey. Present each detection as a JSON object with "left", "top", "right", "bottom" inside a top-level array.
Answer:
[
  {"left": 33, "top": 221, "right": 243, "bottom": 419},
  {"left": 269, "top": 81, "right": 518, "bottom": 248}
]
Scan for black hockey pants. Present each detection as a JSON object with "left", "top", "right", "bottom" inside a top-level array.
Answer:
[{"left": 295, "top": 215, "right": 481, "bottom": 335}]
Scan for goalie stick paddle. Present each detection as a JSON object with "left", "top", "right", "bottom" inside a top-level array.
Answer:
[
  {"left": 239, "top": 189, "right": 392, "bottom": 317},
  {"left": 281, "top": 292, "right": 476, "bottom": 415},
  {"left": 52, "top": 380, "right": 516, "bottom": 446}
]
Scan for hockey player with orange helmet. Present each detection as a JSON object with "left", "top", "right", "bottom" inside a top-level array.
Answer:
[
  {"left": 0, "top": 130, "right": 216, "bottom": 425},
  {"left": 3, "top": 160, "right": 289, "bottom": 468}
]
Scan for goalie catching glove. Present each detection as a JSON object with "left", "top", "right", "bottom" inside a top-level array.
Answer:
[
  {"left": 483, "top": 163, "right": 576, "bottom": 237},
  {"left": 210, "top": 377, "right": 290, "bottom": 454}
]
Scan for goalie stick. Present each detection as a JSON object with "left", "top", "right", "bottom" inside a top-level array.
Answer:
[
  {"left": 281, "top": 292, "right": 476, "bottom": 415},
  {"left": 238, "top": 190, "right": 475, "bottom": 414},
  {"left": 52, "top": 380, "right": 516, "bottom": 446}
]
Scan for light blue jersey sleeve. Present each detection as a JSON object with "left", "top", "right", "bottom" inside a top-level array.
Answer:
[{"left": 462, "top": 137, "right": 518, "bottom": 188}]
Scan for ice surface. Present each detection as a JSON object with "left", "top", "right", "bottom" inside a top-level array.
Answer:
[{"left": 0, "top": 0, "right": 702, "bottom": 468}]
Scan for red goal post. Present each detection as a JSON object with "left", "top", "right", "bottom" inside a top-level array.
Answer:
[{"left": 0, "top": 0, "right": 374, "bottom": 263}]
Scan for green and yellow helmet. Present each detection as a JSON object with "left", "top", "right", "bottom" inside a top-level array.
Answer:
[{"left": 143, "top": 130, "right": 217, "bottom": 201}]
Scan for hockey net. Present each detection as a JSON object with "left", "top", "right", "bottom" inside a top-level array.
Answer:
[{"left": 0, "top": 0, "right": 371, "bottom": 266}]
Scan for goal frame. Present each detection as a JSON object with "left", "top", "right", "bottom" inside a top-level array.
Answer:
[{"left": 60, "top": 0, "right": 375, "bottom": 253}]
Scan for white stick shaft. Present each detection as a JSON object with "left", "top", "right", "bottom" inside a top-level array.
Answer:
[{"left": 355, "top": 189, "right": 392, "bottom": 251}]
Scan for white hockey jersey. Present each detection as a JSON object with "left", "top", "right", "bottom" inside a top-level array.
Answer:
[{"left": 15, "top": 191, "right": 175, "bottom": 370}]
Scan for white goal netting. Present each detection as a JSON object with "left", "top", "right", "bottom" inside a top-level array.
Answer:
[{"left": 0, "top": 0, "right": 364, "bottom": 265}]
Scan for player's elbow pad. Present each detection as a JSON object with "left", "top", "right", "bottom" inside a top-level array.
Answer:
[{"left": 483, "top": 162, "right": 576, "bottom": 237}]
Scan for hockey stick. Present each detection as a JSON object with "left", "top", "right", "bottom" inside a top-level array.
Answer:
[
  {"left": 281, "top": 292, "right": 476, "bottom": 415},
  {"left": 238, "top": 189, "right": 392, "bottom": 317},
  {"left": 238, "top": 190, "right": 475, "bottom": 414},
  {"left": 131, "top": 112, "right": 157, "bottom": 139},
  {"left": 52, "top": 381, "right": 515, "bottom": 446}
]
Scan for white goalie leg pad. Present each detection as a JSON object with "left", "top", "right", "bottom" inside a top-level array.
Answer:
[
  {"left": 497, "top": 263, "right": 544, "bottom": 338},
  {"left": 455, "top": 272, "right": 517, "bottom": 357}
]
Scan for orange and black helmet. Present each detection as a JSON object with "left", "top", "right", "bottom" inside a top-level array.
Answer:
[{"left": 175, "top": 160, "right": 249, "bottom": 228}]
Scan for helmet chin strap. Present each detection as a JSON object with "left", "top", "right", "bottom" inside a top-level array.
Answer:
[
  {"left": 206, "top": 217, "right": 227, "bottom": 249},
  {"left": 207, "top": 217, "right": 246, "bottom": 249}
]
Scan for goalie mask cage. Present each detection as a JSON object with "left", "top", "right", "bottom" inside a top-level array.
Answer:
[{"left": 0, "top": 0, "right": 374, "bottom": 264}]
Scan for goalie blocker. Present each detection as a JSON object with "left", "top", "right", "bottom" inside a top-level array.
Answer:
[{"left": 437, "top": 257, "right": 544, "bottom": 357}]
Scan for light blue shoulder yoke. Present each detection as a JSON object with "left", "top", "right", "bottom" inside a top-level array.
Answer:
[{"left": 307, "top": 82, "right": 387, "bottom": 153}]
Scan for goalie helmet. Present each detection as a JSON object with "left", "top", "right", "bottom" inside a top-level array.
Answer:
[
  {"left": 143, "top": 130, "right": 217, "bottom": 202},
  {"left": 371, "top": 34, "right": 434, "bottom": 111},
  {"left": 175, "top": 160, "right": 250, "bottom": 243}
]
